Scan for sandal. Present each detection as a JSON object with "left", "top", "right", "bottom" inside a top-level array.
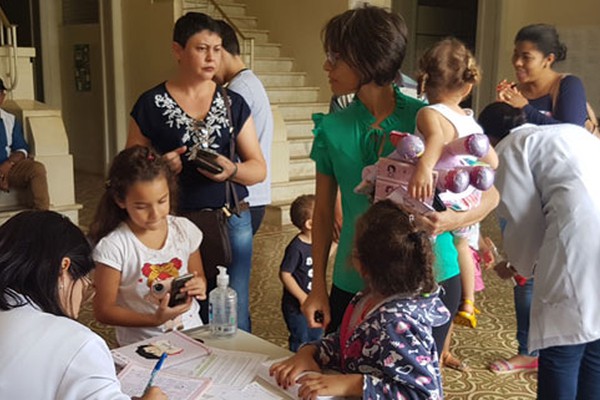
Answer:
[
  {"left": 454, "top": 299, "right": 480, "bottom": 328},
  {"left": 489, "top": 357, "right": 538, "bottom": 375},
  {"left": 441, "top": 352, "right": 470, "bottom": 372}
]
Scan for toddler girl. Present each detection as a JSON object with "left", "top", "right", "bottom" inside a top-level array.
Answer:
[
  {"left": 270, "top": 200, "right": 449, "bottom": 399},
  {"left": 90, "top": 146, "right": 206, "bottom": 345},
  {"left": 409, "top": 38, "right": 498, "bottom": 329}
]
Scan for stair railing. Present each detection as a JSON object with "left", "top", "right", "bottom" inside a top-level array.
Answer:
[
  {"left": 183, "top": 0, "right": 254, "bottom": 69},
  {"left": 0, "top": 7, "right": 18, "bottom": 91}
]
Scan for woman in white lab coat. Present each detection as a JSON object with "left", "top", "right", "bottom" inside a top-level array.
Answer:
[
  {"left": 479, "top": 102, "right": 600, "bottom": 400},
  {"left": 0, "top": 211, "right": 166, "bottom": 400}
]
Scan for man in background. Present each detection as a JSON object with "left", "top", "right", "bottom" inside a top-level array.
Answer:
[
  {"left": 215, "top": 20, "right": 273, "bottom": 235},
  {"left": 0, "top": 78, "right": 49, "bottom": 210}
]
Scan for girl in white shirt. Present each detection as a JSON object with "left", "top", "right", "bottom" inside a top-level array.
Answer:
[
  {"left": 0, "top": 210, "right": 166, "bottom": 400},
  {"left": 90, "top": 146, "right": 206, "bottom": 345}
]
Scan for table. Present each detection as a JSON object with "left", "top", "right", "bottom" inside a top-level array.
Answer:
[{"left": 186, "top": 326, "right": 292, "bottom": 360}]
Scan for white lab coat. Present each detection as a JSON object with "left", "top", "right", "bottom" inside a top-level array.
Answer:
[
  {"left": 0, "top": 296, "right": 129, "bottom": 400},
  {"left": 495, "top": 123, "right": 600, "bottom": 352}
]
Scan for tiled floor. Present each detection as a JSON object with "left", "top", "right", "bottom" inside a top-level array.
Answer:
[{"left": 75, "top": 170, "right": 537, "bottom": 398}]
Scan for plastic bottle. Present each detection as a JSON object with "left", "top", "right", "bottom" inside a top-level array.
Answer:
[{"left": 209, "top": 266, "right": 237, "bottom": 336}]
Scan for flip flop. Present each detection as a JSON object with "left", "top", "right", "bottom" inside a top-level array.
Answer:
[{"left": 488, "top": 358, "right": 538, "bottom": 375}]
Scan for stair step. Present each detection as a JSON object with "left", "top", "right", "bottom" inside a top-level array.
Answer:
[
  {"left": 271, "top": 178, "right": 315, "bottom": 204},
  {"left": 0, "top": 203, "right": 82, "bottom": 226},
  {"left": 253, "top": 43, "right": 282, "bottom": 58},
  {"left": 253, "top": 57, "right": 295, "bottom": 73},
  {"left": 277, "top": 102, "right": 329, "bottom": 120},
  {"left": 183, "top": 1, "right": 247, "bottom": 17},
  {"left": 290, "top": 158, "right": 315, "bottom": 179},
  {"left": 285, "top": 119, "right": 315, "bottom": 139},
  {"left": 265, "top": 202, "right": 293, "bottom": 226},
  {"left": 289, "top": 137, "right": 313, "bottom": 159},
  {"left": 239, "top": 28, "right": 270, "bottom": 44},
  {"left": 266, "top": 86, "right": 320, "bottom": 103},
  {"left": 228, "top": 15, "right": 258, "bottom": 29},
  {"left": 258, "top": 72, "right": 306, "bottom": 87}
]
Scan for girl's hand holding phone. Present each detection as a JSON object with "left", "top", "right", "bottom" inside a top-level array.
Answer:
[
  {"left": 154, "top": 294, "right": 192, "bottom": 326},
  {"left": 182, "top": 273, "right": 207, "bottom": 300}
]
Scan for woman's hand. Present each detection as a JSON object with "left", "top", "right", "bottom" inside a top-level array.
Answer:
[
  {"left": 497, "top": 84, "right": 528, "bottom": 109},
  {"left": 493, "top": 261, "right": 517, "bottom": 280},
  {"left": 195, "top": 153, "right": 237, "bottom": 182},
  {"left": 154, "top": 293, "right": 193, "bottom": 325},
  {"left": 301, "top": 286, "right": 330, "bottom": 329},
  {"left": 163, "top": 146, "right": 187, "bottom": 174},
  {"left": 269, "top": 346, "right": 321, "bottom": 389},
  {"left": 297, "top": 373, "right": 363, "bottom": 400},
  {"left": 182, "top": 272, "right": 207, "bottom": 300},
  {"left": 136, "top": 386, "right": 167, "bottom": 400}
]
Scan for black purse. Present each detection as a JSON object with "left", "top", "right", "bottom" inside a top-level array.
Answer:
[{"left": 182, "top": 86, "right": 240, "bottom": 279}]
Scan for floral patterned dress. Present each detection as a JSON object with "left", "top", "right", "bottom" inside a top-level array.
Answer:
[{"left": 314, "top": 291, "right": 450, "bottom": 399}]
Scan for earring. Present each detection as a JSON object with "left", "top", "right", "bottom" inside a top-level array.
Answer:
[{"left": 59, "top": 284, "right": 64, "bottom": 290}]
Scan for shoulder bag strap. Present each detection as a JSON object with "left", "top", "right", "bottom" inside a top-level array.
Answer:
[
  {"left": 219, "top": 85, "right": 241, "bottom": 216},
  {"left": 549, "top": 73, "right": 566, "bottom": 115}
]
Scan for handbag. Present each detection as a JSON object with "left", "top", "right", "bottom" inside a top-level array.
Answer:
[{"left": 182, "top": 86, "right": 240, "bottom": 279}]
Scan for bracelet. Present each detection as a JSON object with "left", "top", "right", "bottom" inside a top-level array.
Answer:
[{"left": 230, "top": 163, "right": 238, "bottom": 180}]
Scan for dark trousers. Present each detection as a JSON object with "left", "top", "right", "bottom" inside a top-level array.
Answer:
[
  {"left": 282, "top": 302, "right": 323, "bottom": 352},
  {"left": 538, "top": 337, "right": 600, "bottom": 399},
  {"left": 250, "top": 205, "right": 266, "bottom": 235},
  {"left": 431, "top": 274, "right": 462, "bottom": 356}
]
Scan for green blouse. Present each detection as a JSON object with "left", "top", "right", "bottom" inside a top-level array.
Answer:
[{"left": 310, "top": 85, "right": 459, "bottom": 293}]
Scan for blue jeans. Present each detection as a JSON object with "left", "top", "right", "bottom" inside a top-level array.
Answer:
[
  {"left": 283, "top": 302, "right": 323, "bottom": 352},
  {"left": 538, "top": 337, "right": 600, "bottom": 399},
  {"left": 514, "top": 278, "right": 538, "bottom": 357},
  {"left": 249, "top": 205, "right": 266, "bottom": 235},
  {"left": 227, "top": 210, "right": 253, "bottom": 332}
]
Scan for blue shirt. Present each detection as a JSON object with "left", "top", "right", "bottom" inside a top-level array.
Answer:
[
  {"left": 0, "top": 110, "right": 28, "bottom": 163},
  {"left": 523, "top": 75, "right": 588, "bottom": 127}
]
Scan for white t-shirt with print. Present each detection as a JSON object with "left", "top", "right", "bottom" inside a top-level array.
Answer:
[{"left": 93, "top": 215, "right": 203, "bottom": 345}]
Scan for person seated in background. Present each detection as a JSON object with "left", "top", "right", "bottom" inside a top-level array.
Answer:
[
  {"left": 0, "top": 210, "right": 166, "bottom": 400},
  {"left": 0, "top": 78, "right": 49, "bottom": 210}
]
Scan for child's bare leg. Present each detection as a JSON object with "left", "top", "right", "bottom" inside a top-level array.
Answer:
[
  {"left": 454, "top": 237, "right": 479, "bottom": 328},
  {"left": 441, "top": 323, "right": 469, "bottom": 371},
  {"left": 455, "top": 237, "right": 475, "bottom": 313}
]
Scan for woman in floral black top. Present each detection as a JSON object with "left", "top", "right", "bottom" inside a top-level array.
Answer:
[{"left": 126, "top": 12, "right": 266, "bottom": 332}]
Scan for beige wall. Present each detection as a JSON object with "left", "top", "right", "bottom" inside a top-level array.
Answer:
[
  {"left": 121, "top": 0, "right": 177, "bottom": 118},
  {"left": 59, "top": 24, "right": 104, "bottom": 174},
  {"left": 243, "top": 0, "right": 348, "bottom": 102}
]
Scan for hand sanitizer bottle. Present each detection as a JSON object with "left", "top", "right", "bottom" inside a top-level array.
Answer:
[{"left": 209, "top": 266, "right": 237, "bottom": 336}]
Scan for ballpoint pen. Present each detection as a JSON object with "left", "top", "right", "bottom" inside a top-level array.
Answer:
[{"left": 144, "top": 352, "right": 168, "bottom": 394}]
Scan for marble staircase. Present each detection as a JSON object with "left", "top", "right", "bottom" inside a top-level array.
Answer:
[{"left": 183, "top": 0, "right": 327, "bottom": 225}]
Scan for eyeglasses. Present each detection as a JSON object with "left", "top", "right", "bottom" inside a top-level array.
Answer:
[{"left": 326, "top": 51, "right": 341, "bottom": 67}]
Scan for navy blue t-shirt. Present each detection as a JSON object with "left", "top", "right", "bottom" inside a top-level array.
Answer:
[
  {"left": 280, "top": 235, "right": 313, "bottom": 309},
  {"left": 523, "top": 75, "right": 588, "bottom": 127},
  {"left": 130, "top": 82, "right": 251, "bottom": 211}
]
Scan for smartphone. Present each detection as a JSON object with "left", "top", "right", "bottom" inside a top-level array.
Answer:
[
  {"left": 192, "top": 148, "right": 224, "bottom": 174},
  {"left": 432, "top": 189, "right": 447, "bottom": 212},
  {"left": 168, "top": 273, "right": 194, "bottom": 307}
]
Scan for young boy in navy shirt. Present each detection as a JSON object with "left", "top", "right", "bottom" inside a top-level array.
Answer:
[{"left": 280, "top": 194, "right": 322, "bottom": 351}]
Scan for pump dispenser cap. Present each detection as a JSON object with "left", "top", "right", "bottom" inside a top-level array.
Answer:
[{"left": 216, "top": 266, "right": 229, "bottom": 287}]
